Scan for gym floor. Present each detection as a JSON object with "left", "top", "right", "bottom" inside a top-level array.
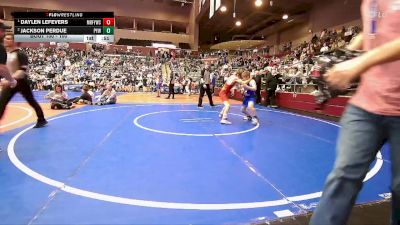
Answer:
[{"left": 0, "top": 92, "right": 392, "bottom": 225}]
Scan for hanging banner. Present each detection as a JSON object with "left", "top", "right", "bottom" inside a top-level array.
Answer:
[
  {"left": 209, "top": 0, "right": 215, "bottom": 18},
  {"left": 215, "top": 0, "right": 221, "bottom": 11}
]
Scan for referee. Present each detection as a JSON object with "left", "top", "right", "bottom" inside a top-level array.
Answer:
[
  {"left": 0, "top": 32, "right": 47, "bottom": 128},
  {"left": 197, "top": 64, "right": 215, "bottom": 108}
]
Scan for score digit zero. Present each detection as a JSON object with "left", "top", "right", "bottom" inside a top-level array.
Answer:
[
  {"left": 102, "top": 26, "right": 114, "bottom": 34},
  {"left": 103, "top": 18, "right": 114, "bottom": 26}
]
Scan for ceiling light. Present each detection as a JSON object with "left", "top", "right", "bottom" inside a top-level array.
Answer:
[
  {"left": 235, "top": 20, "right": 242, "bottom": 26},
  {"left": 220, "top": 6, "right": 227, "bottom": 12},
  {"left": 270, "top": 0, "right": 273, "bottom": 6},
  {"left": 255, "top": 0, "right": 263, "bottom": 7},
  {"left": 282, "top": 14, "right": 289, "bottom": 20}
]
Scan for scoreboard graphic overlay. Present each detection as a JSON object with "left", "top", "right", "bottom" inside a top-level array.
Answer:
[{"left": 13, "top": 12, "right": 114, "bottom": 43}]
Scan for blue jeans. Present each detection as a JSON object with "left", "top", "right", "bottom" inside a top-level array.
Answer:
[{"left": 310, "top": 104, "right": 400, "bottom": 225}]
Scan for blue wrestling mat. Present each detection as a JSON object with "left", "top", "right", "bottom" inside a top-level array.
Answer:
[{"left": 0, "top": 104, "right": 392, "bottom": 224}]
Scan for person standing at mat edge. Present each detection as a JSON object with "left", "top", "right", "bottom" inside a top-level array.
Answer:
[
  {"left": 0, "top": 33, "right": 47, "bottom": 128},
  {"left": 0, "top": 20, "right": 17, "bottom": 90},
  {"left": 166, "top": 72, "right": 175, "bottom": 99},
  {"left": 310, "top": 0, "right": 400, "bottom": 225},
  {"left": 197, "top": 63, "right": 215, "bottom": 108}
]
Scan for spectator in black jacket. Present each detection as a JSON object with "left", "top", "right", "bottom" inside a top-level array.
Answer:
[
  {"left": 254, "top": 70, "right": 263, "bottom": 104},
  {"left": 70, "top": 84, "right": 93, "bottom": 105},
  {"left": 265, "top": 71, "right": 278, "bottom": 108}
]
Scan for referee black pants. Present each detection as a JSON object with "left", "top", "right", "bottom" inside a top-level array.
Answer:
[
  {"left": 167, "top": 84, "right": 174, "bottom": 99},
  {"left": 0, "top": 78, "right": 45, "bottom": 121},
  {"left": 198, "top": 84, "right": 214, "bottom": 107}
]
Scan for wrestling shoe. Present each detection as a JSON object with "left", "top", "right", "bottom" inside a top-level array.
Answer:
[
  {"left": 220, "top": 119, "right": 232, "bottom": 125},
  {"left": 251, "top": 118, "right": 259, "bottom": 126},
  {"left": 243, "top": 116, "right": 252, "bottom": 121}
]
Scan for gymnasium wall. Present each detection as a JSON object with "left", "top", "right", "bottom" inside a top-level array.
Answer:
[
  {"left": 115, "top": 29, "right": 191, "bottom": 47},
  {"left": 0, "top": 0, "right": 190, "bottom": 23},
  {"left": 276, "top": 18, "right": 361, "bottom": 49},
  {"left": 310, "top": 0, "right": 362, "bottom": 32},
  {"left": 261, "top": 0, "right": 362, "bottom": 52},
  {"left": 1, "top": 1, "right": 197, "bottom": 50}
]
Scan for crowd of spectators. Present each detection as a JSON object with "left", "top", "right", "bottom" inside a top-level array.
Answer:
[
  {"left": 208, "top": 25, "right": 361, "bottom": 91},
  {"left": 16, "top": 25, "right": 360, "bottom": 102},
  {"left": 24, "top": 46, "right": 202, "bottom": 95}
]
